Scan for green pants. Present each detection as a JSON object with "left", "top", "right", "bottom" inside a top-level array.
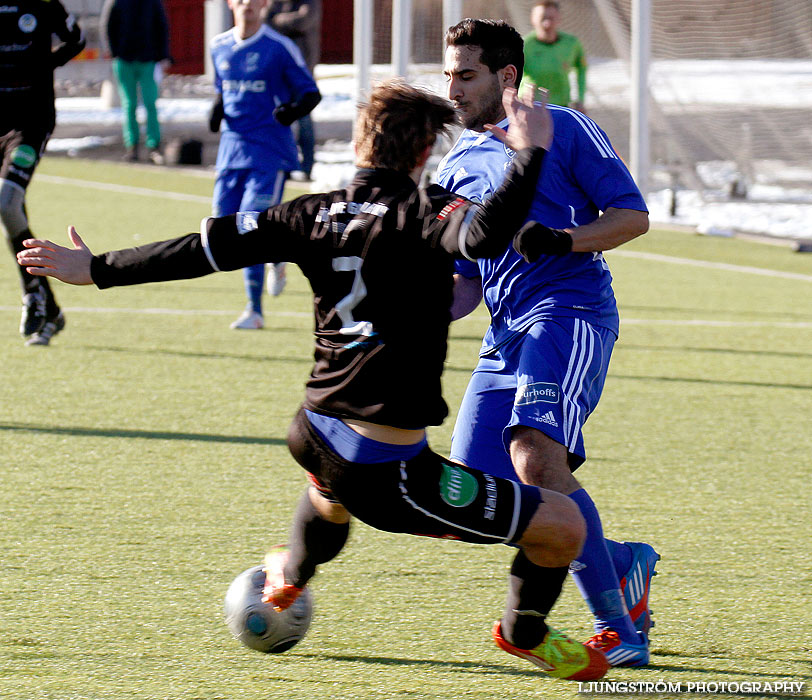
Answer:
[{"left": 112, "top": 58, "right": 161, "bottom": 149}]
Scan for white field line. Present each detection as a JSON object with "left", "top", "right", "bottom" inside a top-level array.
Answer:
[
  {"left": 0, "top": 306, "right": 307, "bottom": 318},
  {"left": 621, "top": 319, "right": 812, "bottom": 328},
  {"left": 34, "top": 174, "right": 812, "bottom": 283},
  {"left": 608, "top": 250, "right": 812, "bottom": 282},
  {"left": 0, "top": 306, "right": 810, "bottom": 328},
  {"left": 36, "top": 174, "right": 212, "bottom": 205}
]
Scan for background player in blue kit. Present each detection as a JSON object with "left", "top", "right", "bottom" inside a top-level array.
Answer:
[
  {"left": 209, "top": 0, "right": 320, "bottom": 329},
  {"left": 438, "top": 19, "right": 658, "bottom": 667}
]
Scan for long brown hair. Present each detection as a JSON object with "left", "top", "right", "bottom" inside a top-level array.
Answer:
[{"left": 354, "top": 80, "right": 458, "bottom": 172}]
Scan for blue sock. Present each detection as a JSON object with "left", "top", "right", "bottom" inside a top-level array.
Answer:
[
  {"left": 243, "top": 264, "right": 265, "bottom": 315},
  {"left": 568, "top": 489, "right": 639, "bottom": 642},
  {"left": 606, "top": 539, "right": 633, "bottom": 577}
]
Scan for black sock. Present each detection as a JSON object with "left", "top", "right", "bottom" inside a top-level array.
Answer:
[
  {"left": 9, "top": 230, "right": 39, "bottom": 294},
  {"left": 501, "top": 548, "right": 569, "bottom": 649},
  {"left": 285, "top": 488, "right": 350, "bottom": 588},
  {"left": 10, "top": 230, "right": 58, "bottom": 314}
]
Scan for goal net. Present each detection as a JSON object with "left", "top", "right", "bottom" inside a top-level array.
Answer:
[{"left": 361, "top": 0, "right": 812, "bottom": 238}]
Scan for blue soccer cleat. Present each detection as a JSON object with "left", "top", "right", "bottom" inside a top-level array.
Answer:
[
  {"left": 619, "top": 541, "right": 660, "bottom": 635},
  {"left": 586, "top": 629, "right": 649, "bottom": 667}
]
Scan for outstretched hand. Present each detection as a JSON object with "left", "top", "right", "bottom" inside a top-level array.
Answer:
[
  {"left": 484, "top": 86, "right": 553, "bottom": 152},
  {"left": 16, "top": 226, "right": 94, "bottom": 285}
]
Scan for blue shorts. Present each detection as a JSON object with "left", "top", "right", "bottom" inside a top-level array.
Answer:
[
  {"left": 450, "top": 317, "right": 616, "bottom": 479},
  {"left": 212, "top": 168, "right": 286, "bottom": 217}
]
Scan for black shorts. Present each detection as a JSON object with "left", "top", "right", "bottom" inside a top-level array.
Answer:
[
  {"left": 0, "top": 127, "right": 51, "bottom": 189},
  {"left": 287, "top": 408, "right": 542, "bottom": 545}
]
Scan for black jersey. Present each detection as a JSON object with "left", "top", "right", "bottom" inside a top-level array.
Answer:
[
  {"left": 91, "top": 147, "right": 545, "bottom": 429},
  {"left": 0, "top": 0, "right": 85, "bottom": 127}
]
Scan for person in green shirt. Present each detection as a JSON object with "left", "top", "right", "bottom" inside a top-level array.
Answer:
[{"left": 521, "top": 1, "right": 587, "bottom": 112}]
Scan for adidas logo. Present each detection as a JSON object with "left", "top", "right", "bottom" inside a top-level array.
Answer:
[
  {"left": 538, "top": 410, "right": 558, "bottom": 427},
  {"left": 455, "top": 166, "right": 468, "bottom": 178}
]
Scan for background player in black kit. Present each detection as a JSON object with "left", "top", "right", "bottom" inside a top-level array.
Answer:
[
  {"left": 18, "top": 80, "right": 608, "bottom": 681},
  {"left": 0, "top": 0, "right": 84, "bottom": 345}
]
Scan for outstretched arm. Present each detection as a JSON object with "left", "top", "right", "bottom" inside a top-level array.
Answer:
[
  {"left": 18, "top": 224, "right": 218, "bottom": 289},
  {"left": 17, "top": 214, "right": 298, "bottom": 290},
  {"left": 18, "top": 227, "right": 94, "bottom": 285}
]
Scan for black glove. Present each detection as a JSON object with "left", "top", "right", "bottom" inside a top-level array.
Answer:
[
  {"left": 273, "top": 102, "right": 297, "bottom": 126},
  {"left": 512, "top": 221, "right": 573, "bottom": 262},
  {"left": 273, "top": 91, "right": 322, "bottom": 126},
  {"left": 209, "top": 95, "right": 224, "bottom": 133}
]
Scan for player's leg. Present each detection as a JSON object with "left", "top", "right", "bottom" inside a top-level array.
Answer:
[
  {"left": 136, "top": 61, "right": 163, "bottom": 160},
  {"left": 241, "top": 169, "right": 288, "bottom": 304},
  {"left": 279, "top": 408, "right": 606, "bottom": 680},
  {"left": 449, "top": 346, "right": 603, "bottom": 669},
  {"left": 508, "top": 318, "right": 651, "bottom": 666},
  {"left": 359, "top": 447, "right": 606, "bottom": 681},
  {"left": 494, "top": 503, "right": 607, "bottom": 682},
  {"left": 211, "top": 169, "right": 262, "bottom": 329},
  {"left": 294, "top": 114, "right": 315, "bottom": 180},
  {"left": 262, "top": 410, "right": 354, "bottom": 610},
  {"left": 0, "top": 130, "right": 64, "bottom": 344},
  {"left": 262, "top": 484, "right": 350, "bottom": 611},
  {"left": 450, "top": 352, "right": 518, "bottom": 479},
  {"left": 112, "top": 58, "right": 141, "bottom": 160}
]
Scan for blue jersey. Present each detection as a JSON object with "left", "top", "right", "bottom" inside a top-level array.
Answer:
[
  {"left": 210, "top": 25, "right": 318, "bottom": 172},
  {"left": 437, "top": 106, "right": 647, "bottom": 349}
]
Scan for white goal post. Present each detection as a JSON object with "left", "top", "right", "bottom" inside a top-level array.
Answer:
[
  {"left": 351, "top": 0, "right": 811, "bottom": 232},
  {"left": 353, "top": 0, "right": 652, "bottom": 193}
]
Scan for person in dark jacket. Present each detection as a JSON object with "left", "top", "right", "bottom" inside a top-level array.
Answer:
[
  {"left": 0, "top": 0, "right": 84, "bottom": 345},
  {"left": 101, "top": 0, "right": 171, "bottom": 164},
  {"left": 266, "top": 0, "right": 321, "bottom": 180}
]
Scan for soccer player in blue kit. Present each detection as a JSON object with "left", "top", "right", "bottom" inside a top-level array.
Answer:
[
  {"left": 438, "top": 19, "right": 659, "bottom": 667},
  {"left": 18, "top": 80, "right": 611, "bottom": 682},
  {"left": 209, "top": 0, "right": 320, "bottom": 329}
]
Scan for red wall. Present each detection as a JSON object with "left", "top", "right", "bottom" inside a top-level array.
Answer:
[
  {"left": 163, "top": 0, "right": 353, "bottom": 74},
  {"left": 165, "top": 0, "right": 205, "bottom": 75},
  {"left": 321, "top": 0, "right": 354, "bottom": 64}
]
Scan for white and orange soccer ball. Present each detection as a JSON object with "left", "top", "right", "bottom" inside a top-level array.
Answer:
[{"left": 224, "top": 564, "right": 313, "bottom": 654}]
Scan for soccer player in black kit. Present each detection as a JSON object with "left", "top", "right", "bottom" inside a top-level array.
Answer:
[
  {"left": 1, "top": 0, "right": 84, "bottom": 345},
  {"left": 18, "top": 81, "right": 609, "bottom": 681}
]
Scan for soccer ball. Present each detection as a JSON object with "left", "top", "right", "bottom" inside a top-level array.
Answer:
[{"left": 224, "top": 564, "right": 314, "bottom": 654}]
